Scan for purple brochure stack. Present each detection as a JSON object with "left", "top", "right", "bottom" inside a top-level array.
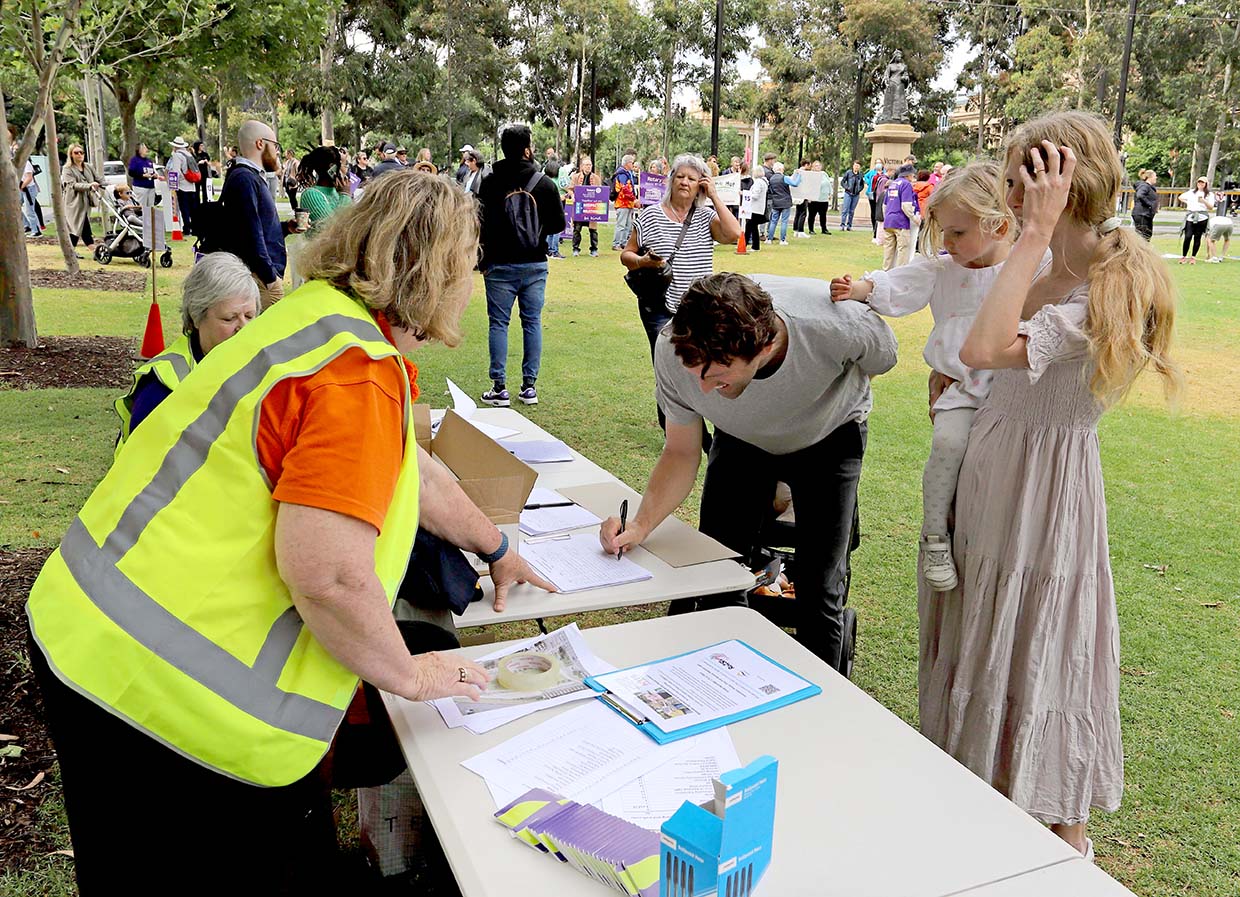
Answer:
[{"left": 494, "top": 788, "right": 662, "bottom": 897}]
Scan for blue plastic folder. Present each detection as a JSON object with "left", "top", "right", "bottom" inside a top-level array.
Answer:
[{"left": 583, "top": 640, "right": 821, "bottom": 744}]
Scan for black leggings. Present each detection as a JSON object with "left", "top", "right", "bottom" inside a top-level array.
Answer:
[
  {"left": 1183, "top": 217, "right": 1208, "bottom": 257},
  {"left": 870, "top": 197, "right": 881, "bottom": 237},
  {"left": 69, "top": 218, "right": 95, "bottom": 247},
  {"left": 745, "top": 218, "right": 764, "bottom": 251},
  {"left": 808, "top": 202, "right": 830, "bottom": 233}
]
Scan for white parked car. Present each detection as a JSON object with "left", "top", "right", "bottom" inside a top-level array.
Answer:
[{"left": 102, "top": 160, "right": 128, "bottom": 187}]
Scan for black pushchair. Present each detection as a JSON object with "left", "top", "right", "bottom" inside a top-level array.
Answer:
[
  {"left": 746, "top": 485, "right": 861, "bottom": 679},
  {"left": 93, "top": 186, "right": 173, "bottom": 268}
]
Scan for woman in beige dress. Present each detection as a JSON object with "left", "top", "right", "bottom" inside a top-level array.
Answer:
[
  {"left": 60, "top": 143, "right": 101, "bottom": 255},
  {"left": 919, "top": 111, "right": 1181, "bottom": 860}
]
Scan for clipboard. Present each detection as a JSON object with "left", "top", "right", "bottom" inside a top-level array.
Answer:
[{"left": 583, "top": 640, "right": 821, "bottom": 744}]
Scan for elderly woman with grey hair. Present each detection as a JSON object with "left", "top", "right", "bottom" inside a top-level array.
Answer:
[
  {"left": 621, "top": 153, "right": 741, "bottom": 429},
  {"left": 114, "top": 252, "right": 260, "bottom": 451}
]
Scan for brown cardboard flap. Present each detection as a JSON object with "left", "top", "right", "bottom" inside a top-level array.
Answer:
[
  {"left": 558, "top": 482, "right": 741, "bottom": 568},
  {"left": 413, "top": 404, "right": 432, "bottom": 454},
  {"left": 431, "top": 410, "right": 537, "bottom": 524}
]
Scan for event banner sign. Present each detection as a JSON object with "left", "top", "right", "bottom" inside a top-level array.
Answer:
[
  {"left": 561, "top": 203, "right": 574, "bottom": 238},
  {"left": 573, "top": 185, "right": 610, "bottom": 222},
  {"left": 789, "top": 170, "right": 825, "bottom": 203},
  {"left": 638, "top": 172, "right": 667, "bottom": 206},
  {"left": 713, "top": 173, "right": 741, "bottom": 207}
]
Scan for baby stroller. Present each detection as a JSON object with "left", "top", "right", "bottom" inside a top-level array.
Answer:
[
  {"left": 93, "top": 186, "right": 173, "bottom": 269},
  {"left": 747, "top": 483, "right": 861, "bottom": 679}
]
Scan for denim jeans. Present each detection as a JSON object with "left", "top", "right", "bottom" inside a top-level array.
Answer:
[
  {"left": 613, "top": 207, "right": 634, "bottom": 247},
  {"left": 21, "top": 191, "right": 41, "bottom": 233},
  {"left": 484, "top": 262, "right": 548, "bottom": 385},
  {"left": 546, "top": 232, "right": 562, "bottom": 256},
  {"left": 766, "top": 207, "right": 790, "bottom": 241},
  {"left": 840, "top": 192, "right": 859, "bottom": 229}
]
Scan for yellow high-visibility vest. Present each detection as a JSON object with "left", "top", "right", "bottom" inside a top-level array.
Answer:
[
  {"left": 28, "top": 280, "right": 419, "bottom": 787},
  {"left": 113, "top": 333, "right": 198, "bottom": 457}
]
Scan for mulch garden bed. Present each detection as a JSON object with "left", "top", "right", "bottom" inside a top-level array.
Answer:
[
  {"left": 30, "top": 268, "right": 146, "bottom": 292},
  {"left": 0, "top": 548, "right": 59, "bottom": 870},
  {"left": 0, "top": 336, "right": 137, "bottom": 390}
]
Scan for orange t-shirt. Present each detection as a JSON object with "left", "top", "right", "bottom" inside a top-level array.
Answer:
[{"left": 256, "top": 313, "right": 419, "bottom": 532}]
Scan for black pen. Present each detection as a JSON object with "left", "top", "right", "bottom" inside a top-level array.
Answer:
[
  {"left": 523, "top": 501, "right": 575, "bottom": 510},
  {"left": 617, "top": 499, "right": 628, "bottom": 561}
]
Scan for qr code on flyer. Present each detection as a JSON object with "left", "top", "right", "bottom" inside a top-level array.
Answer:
[{"left": 759, "top": 684, "right": 780, "bottom": 696}]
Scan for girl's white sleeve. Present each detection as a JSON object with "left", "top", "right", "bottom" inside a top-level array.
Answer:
[{"left": 862, "top": 253, "right": 939, "bottom": 317}]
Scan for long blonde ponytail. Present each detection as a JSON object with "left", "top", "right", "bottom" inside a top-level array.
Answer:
[{"left": 1004, "top": 111, "right": 1183, "bottom": 407}]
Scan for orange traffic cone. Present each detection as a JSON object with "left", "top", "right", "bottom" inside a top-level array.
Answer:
[
  {"left": 140, "top": 300, "right": 166, "bottom": 358},
  {"left": 736, "top": 230, "right": 748, "bottom": 254},
  {"left": 171, "top": 208, "right": 183, "bottom": 241}
]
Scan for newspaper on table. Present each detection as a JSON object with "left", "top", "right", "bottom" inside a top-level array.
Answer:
[{"left": 430, "top": 623, "right": 615, "bottom": 734}]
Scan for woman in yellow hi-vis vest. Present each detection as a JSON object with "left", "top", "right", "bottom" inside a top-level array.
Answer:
[
  {"left": 113, "top": 251, "right": 261, "bottom": 455},
  {"left": 27, "top": 172, "right": 547, "bottom": 893}
]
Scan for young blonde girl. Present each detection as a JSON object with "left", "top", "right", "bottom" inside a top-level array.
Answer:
[
  {"left": 923, "top": 111, "right": 1180, "bottom": 860},
  {"left": 830, "top": 161, "right": 1024, "bottom": 590}
]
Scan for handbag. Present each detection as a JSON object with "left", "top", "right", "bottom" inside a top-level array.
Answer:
[{"left": 624, "top": 208, "right": 695, "bottom": 314}]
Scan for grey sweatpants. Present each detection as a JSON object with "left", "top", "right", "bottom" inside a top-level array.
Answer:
[{"left": 922, "top": 407, "right": 976, "bottom": 538}]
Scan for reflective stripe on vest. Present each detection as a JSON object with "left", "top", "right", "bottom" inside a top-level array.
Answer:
[
  {"left": 114, "top": 334, "right": 197, "bottom": 457},
  {"left": 28, "top": 282, "right": 420, "bottom": 786}
]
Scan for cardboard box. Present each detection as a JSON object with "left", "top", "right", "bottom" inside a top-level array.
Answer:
[
  {"left": 431, "top": 409, "right": 537, "bottom": 569},
  {"left": 659, "top": 755, "right": 778, "bottom": 897}
]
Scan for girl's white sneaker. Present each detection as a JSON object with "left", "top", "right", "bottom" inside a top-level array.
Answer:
[{"left": 920, "top": 535, "right": 958, "bottom": 591}]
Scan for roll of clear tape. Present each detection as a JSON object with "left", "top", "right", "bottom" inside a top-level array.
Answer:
[{"left": 496, "top": 652, "right": 561, "bottom": 691}]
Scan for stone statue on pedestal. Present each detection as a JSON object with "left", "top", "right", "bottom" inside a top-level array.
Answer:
[{"left": 877, "top": 51, "right": 911, "bottom": 124}]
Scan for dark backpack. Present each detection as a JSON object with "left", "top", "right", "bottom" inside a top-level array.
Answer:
[
  {"left": 194, "top": 164, "right": 246, "bottom": 254},
  {"left": 609, "top": 169, "right": 624, "bottom": 203},
  {"left": 504, "top": 170, "right": 545, "bottom": 253}
]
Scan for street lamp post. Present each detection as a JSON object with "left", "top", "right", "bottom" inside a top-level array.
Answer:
[{"left": 711, "top": 0, "right": 724, "bottom": 157}]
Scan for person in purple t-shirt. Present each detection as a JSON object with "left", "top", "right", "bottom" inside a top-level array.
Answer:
[
  {"left": 127, "top": 143, "right": 163, "bottom": 209},
  {"left": 882, "top": 163, "right": 921, "bottom": 270}
]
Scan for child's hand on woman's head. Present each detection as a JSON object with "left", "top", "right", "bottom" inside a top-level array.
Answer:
[{"left": 1018, "top": 140, "right": 1076, "bottom": 236}]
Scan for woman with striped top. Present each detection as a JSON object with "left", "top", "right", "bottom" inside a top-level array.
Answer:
[
  {"left": 621, "top": 154, "right": 742, "bottom": 430},
  {"left": 622, "top": 153, "right": 742, "bottom": 350}
]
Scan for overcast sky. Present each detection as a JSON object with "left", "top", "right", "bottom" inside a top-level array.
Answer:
[{"left": 602, "top": 34, "right": 972, "bottom": 128}]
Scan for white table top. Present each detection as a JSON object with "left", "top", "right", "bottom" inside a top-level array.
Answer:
[
  {"left": 946, "top": 858, "right": 1135, "bottom": 896},
  {"left": 451, "top": 408, "right": 753, "bottom": 627},
  {"left": 384, "top": 607, "right": 1081, "bottom": 897}
]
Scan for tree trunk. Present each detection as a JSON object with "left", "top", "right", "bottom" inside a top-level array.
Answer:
[
  {"left": 0, "top": 101, "right": 38, "bottom": 347},
  {"left": 45, "top": 104, "right": 80, "bottom": 276},
  {"left": 192, "top": 87, "right": 207, "bottom": 144},
  {"left": 574, "top": 48, "right": 586, "bottom": 163},
  {"left": 82, "top": 75, "right": 107, "bottom": 171},
  {"left": 445, "top": 47, "right": 455, "bottom": 165},
  {"left": 850, "top": 50, "right": 865, "bottom": 164},
  {"left": 661, "top": 46, "right": 673, "bottom": 161},
  {"left": 217, "top": 82, "right": 227, "bottom": 157},
  {"left": 1187, "top": 60, "right": 1214, "bottom": 185},
  {"left": 1074, "top": 0, "right": 1092, "bottom": 110},
  {"left": 319, "top": 15, "right": 336, "bottom": 145},
  {"left": 1206, "top": 21, "right": 1239, "bottom": 186},
  {"left": 112, "top": 81, "right": 144, "bottom": 168}
]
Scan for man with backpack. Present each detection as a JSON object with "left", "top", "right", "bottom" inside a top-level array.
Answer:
[
  {"left": 166, "top": 136, "right": 203, "bottom": 235},
  {"left": 477, "top": 122, "right": 566, "bottom": 407}
]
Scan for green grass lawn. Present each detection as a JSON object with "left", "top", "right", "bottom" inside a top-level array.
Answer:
[{"left": 3, "top": 227, "right": 1239, "bottom": 896}]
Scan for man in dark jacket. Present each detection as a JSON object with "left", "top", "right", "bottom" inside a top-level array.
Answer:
[
  {"left": 840, "top": 160, "right": 865, "bottom": 231},
  {"left": 370, "top": 143, "right": 404, "bottom": 179},
  {"left": 217, "top": 120, "right": 303, "bottom": 309},
  {"left": 477, "top": 122, "right": 567, "bottom": 407}
]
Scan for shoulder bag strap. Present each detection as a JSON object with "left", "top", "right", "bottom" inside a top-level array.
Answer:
[{"left": 666, "top": 207, "right": 696, "bottom": 265}]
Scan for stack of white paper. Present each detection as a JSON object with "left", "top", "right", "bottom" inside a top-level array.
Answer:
[
  {"left": 520, "top": 487, "right": 602, "bottom": 536},
  {"left": 463, "top": 701, "right": 741, "bottom": 831},
  {"left": 434, "top": 378, "right": 520, "bottom": 440},
  {"left": 521, "top": 532, "right": 652, "bottom": 593},
  {"left": 499, "top": 438, "right": 575, "bottom": 463}
]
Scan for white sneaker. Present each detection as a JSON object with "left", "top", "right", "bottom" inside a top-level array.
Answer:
[
  {"left": 1083, "top": 838, "right": 1094, "bottom": 863},
  {"left": 796, "top": 232, "right": 809, "bottom": 239},
  {"left": 780, "top": 239, "right": 789, "bottom": 246},
  {"left": 920, "top": 535, "right": 958, "bottom": 591}
]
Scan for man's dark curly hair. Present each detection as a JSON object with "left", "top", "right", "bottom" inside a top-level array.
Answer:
[{"left": 669, "top": 273, "right": 780, "bottom": 372}]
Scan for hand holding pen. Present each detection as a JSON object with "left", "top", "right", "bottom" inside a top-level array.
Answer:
[{"left": 600, "top": 499, "right": 647, "bottom": 558}]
